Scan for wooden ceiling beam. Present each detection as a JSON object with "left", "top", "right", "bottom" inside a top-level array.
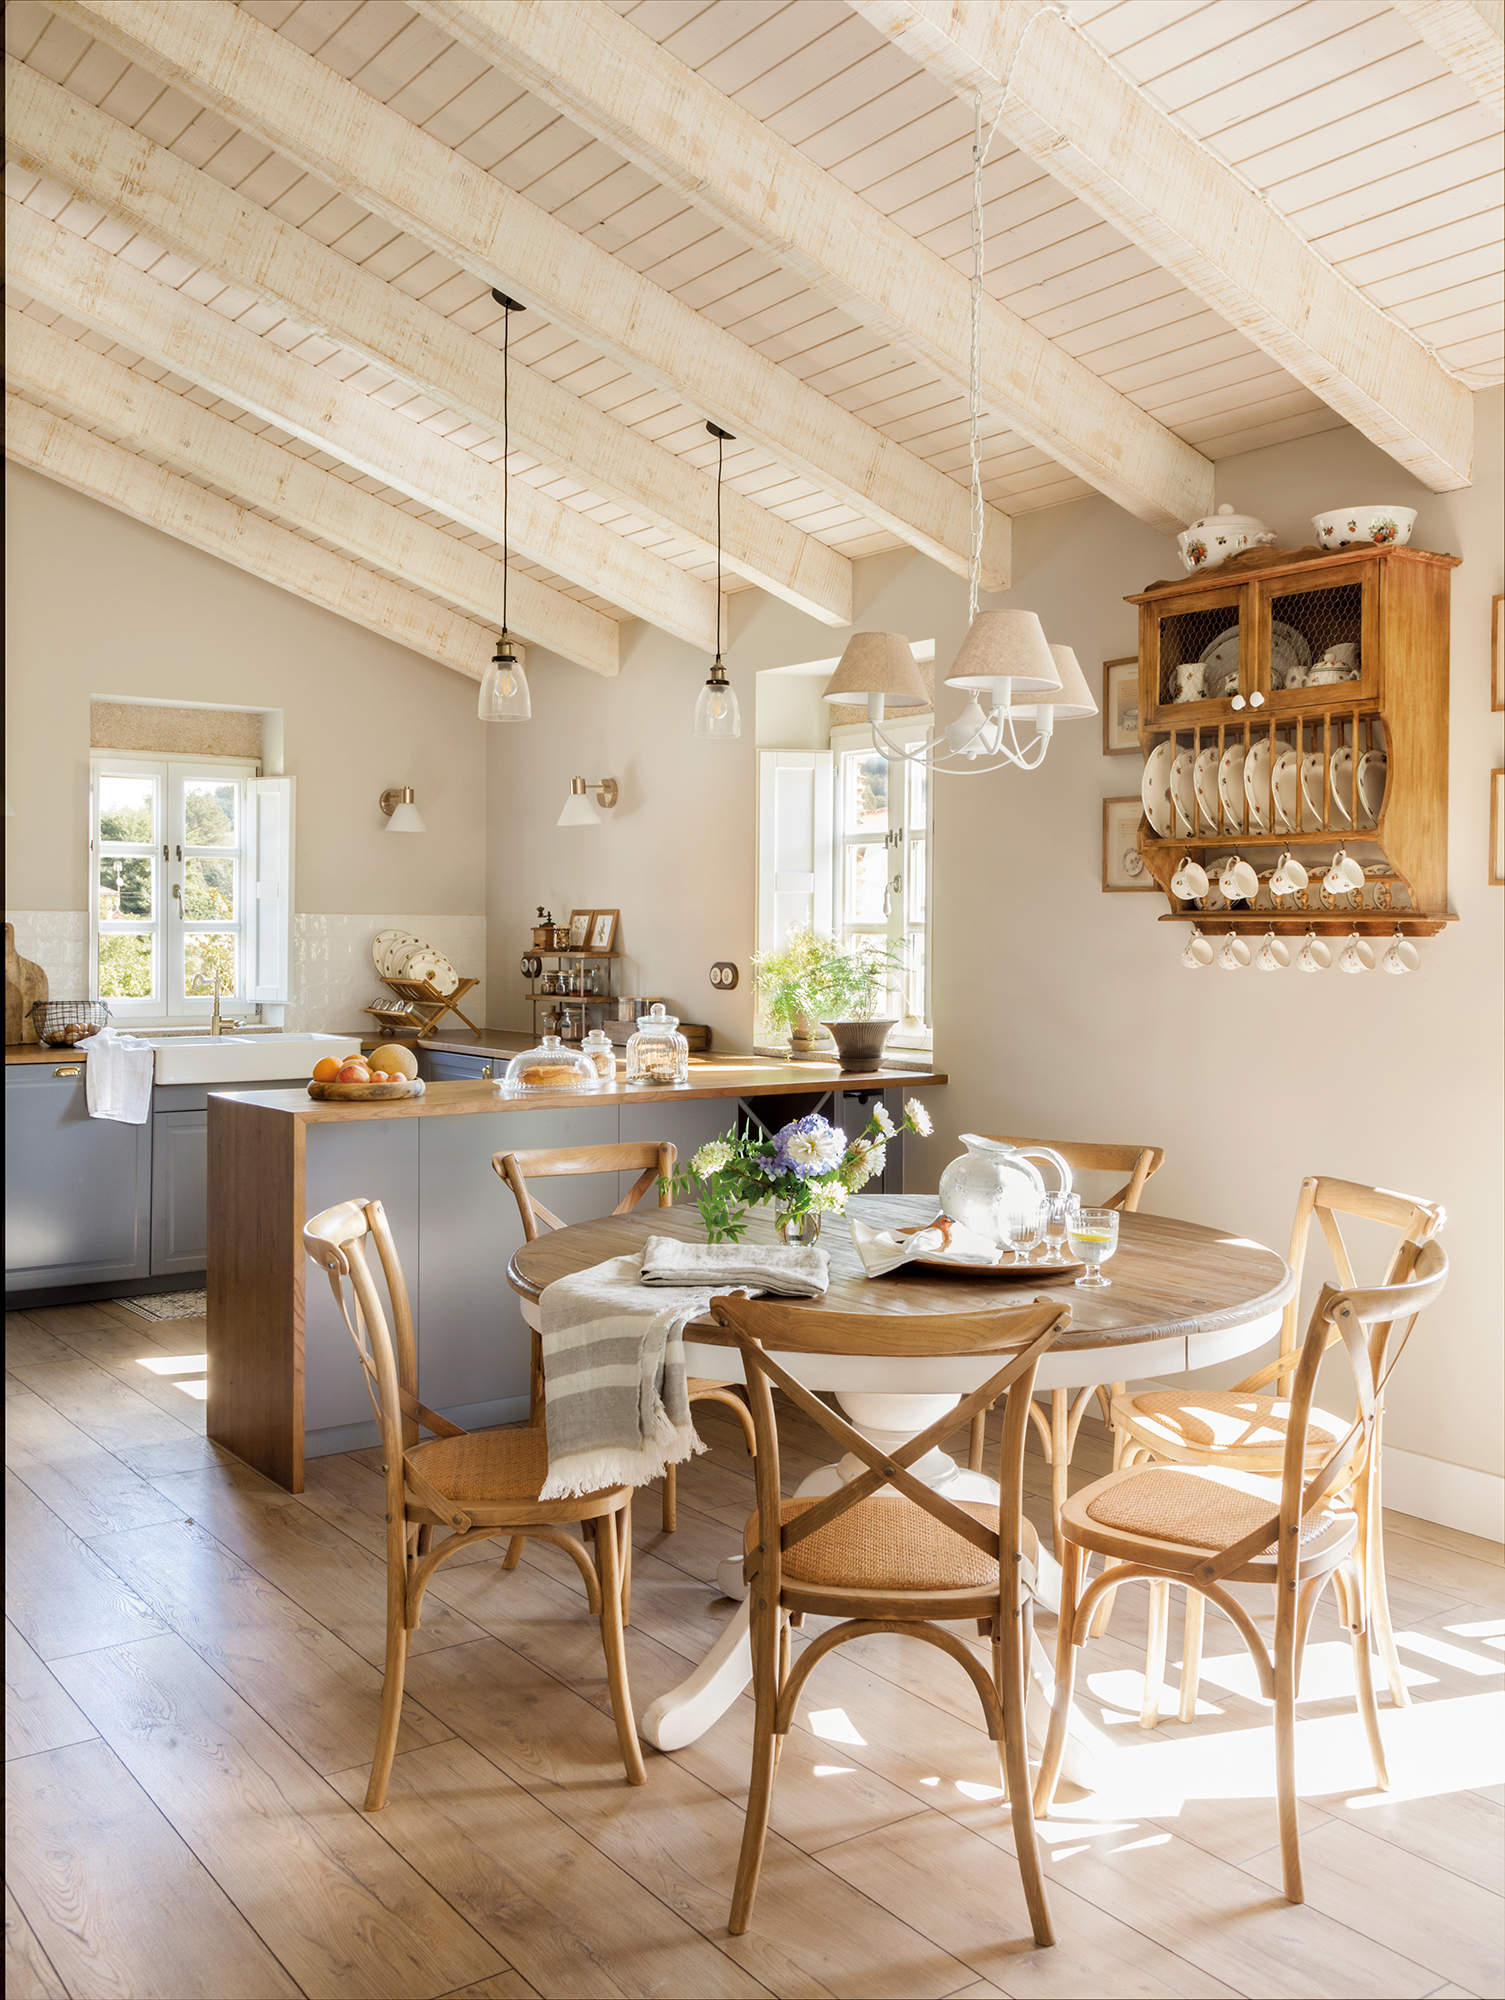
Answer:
[
  {"left": 3, "top": 308, "right": 619, "bottom": 676},
  {"left": 417, "top": 0, "right": 1213, "bottom": 531},
  {"left": 5, "top": 199, "right": 718, "bottom": 651},
  {"left": 3, "top": 57, "right": 848, "bottom": 628},
  {"left": 43, "top": 0, "right": 1010, "bottom": 586},
  {"left": 6, "top": 396, "right": 499, "bottom": 682},
  {"left": 846, "top": 0, "right": 1475, "bottom": 492},
  {"left": 1391, "top": 0, "right": 1504, "bottom": 127}
]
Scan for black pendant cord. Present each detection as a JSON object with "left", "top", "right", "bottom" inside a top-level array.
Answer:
[
  {"left": 492, "top": 290, "right": 525, "bottom": 646},
  {"left": 715, "top": 425, "right": 723, "bottom": 661}
]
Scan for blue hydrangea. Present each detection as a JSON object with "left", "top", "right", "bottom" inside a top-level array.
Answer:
[{"left": 771, "top": 1112, "right": 846, "bottom": 1180}]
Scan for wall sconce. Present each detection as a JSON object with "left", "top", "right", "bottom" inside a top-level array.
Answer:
[
  {"left": 379, "top": 786, "right": 427, "bottom": 833},
  {"left": 557, "top": 776, "right": 618, "bottom": 827}
]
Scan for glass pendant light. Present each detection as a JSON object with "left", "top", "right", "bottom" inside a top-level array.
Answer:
[
  {"left": 692, "top": 421, "right": 741, "bottom": 739},
  {"left": 478, "top": 290, "right": 532, "bottom": 722}
]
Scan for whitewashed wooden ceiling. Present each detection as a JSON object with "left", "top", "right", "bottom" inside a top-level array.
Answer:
[{"left": 5, "top": 0, "right": 1501, "bottom": 680}]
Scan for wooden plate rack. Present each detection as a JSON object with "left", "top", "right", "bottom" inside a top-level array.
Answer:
[{"left": 365, "top": 973, "right": 482, "bottom": 1040}]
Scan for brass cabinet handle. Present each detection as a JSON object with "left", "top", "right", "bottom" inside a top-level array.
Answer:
[
  {"left": 53, "top": 1063, "right": 83, "bottom": 1078},
  {"left": 481, "top": 1063, "right": 494, "bottom": 1080}
]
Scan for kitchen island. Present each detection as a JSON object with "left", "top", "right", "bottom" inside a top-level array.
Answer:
[{"left": 208, "top": 1055, "right": 945, "bottom": 1489}]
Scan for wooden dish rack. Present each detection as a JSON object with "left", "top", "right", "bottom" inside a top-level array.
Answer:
[
  {"left": 1130, "top": 542, "right": 1459, "bottom": 937},
  {"left": 365, "top": 974, "right": 482, "bottom": 1040}
]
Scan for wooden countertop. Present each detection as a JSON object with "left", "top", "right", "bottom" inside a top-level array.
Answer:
[
  {"left": 5, "top": 1043, "right": 90, "bottom": 1064},
  {"left": 218, "top": 1057, "right": 947, "bottom": 1121}
]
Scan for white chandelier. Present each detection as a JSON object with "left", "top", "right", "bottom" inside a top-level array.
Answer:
[{"left": 820, "top": 96, "right": 1096, "bottom": 774}]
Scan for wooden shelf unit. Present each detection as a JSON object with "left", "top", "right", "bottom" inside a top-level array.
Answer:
[
  {"left": 522, "top": 947, "right": 620, "bottom": 1034},
  {"left": 1129, "top": 543, "right": 1458, "bottom": 936}
]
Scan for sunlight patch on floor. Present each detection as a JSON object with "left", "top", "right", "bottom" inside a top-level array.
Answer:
[
  {"left": 135, "top": 1352, "right": 208, "bottom": 1375},
  {"left": 807, "top": 1708, "right": 867, "bottom": 1746}
]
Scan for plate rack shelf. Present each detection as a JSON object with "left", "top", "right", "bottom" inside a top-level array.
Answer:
[
  {"left": 365, "top": 974, "right": 482, "bottom": 1040},
  {"left": 1130, "top": 543, "right": 1459, "bottom": 938}
]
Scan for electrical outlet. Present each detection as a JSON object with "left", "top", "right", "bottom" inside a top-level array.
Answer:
[{"left": 709, "top": 961, "right": 739, "bottom": 989}]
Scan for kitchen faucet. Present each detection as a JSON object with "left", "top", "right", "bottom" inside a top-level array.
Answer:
[{"left": 210, "top": 962, "right": 242, "bottom": 1036}]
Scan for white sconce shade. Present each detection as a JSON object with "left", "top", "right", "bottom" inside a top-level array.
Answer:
[
  {"left": 944, "top": 610, "right": 1062, "bottom": 695},
  {"left": 558, "top": 776, "right": 619, "bottom": 827},
  {"left": 821, "top": 632, "right": 928, "bottom": 706},
  {"left": 379, "top": 786, "right": 426, "bottom": 833},
  {"left": 478, "top": 636, "right": 531, "bottom": 721}
]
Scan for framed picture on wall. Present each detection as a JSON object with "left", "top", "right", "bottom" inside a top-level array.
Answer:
[
  {"left": 1102, "top": 657, "right": 1140, "bottom": 754},
  {"left": 1491, "top": 770, "right": 1504, "bottom": 886},
  {"left": 566, "top": 909, "right": 593, "bottom": 950},
  {"left": 1102, "top": 797, "right": 1156, "bottom": 892},
  {"left": 1492, "top": 596, "right": 1503, "bottom": 712},
  {"left": 589, "top": 908, "right": 619, "bottom": 953}
]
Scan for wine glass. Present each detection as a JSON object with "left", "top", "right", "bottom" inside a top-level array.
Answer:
[
  {"left": 1067, "top": 1207, "right": 1119, "bottom": 1289},
  {"left": 1043, "top": 1190, "right": 1079, "bottom": 1264},
  {"left": 1004, "top": 1197, "right": 1047, "bottom": 1267}
]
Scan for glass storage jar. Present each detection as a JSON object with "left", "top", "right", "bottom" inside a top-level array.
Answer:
[
  {"left": 581, "top": 1027, "right": 616, "bottom": 1084},
  {"left": 500, "top": 1033, "right": 598, "bottom": 1094},
  {"left": 625, "top": 1003, "right": 689, "bottom": 1087}
]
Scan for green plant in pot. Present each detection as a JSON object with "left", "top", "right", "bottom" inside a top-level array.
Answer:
[{"left": 752, "top": 928, "right": 903, "bottom": 1072}]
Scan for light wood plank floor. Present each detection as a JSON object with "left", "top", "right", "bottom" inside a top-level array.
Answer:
[{"left": 6, "top": 1299, "right": 1503, "bottom": 2000}]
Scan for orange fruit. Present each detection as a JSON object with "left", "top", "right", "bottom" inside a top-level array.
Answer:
[{"left": 312, "top": 1056, "right": 340, "bottom": 1082}]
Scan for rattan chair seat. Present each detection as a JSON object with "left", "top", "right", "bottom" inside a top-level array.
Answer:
[
  {"left": 745, "top": 1491, "right": 1041, "bottom": 1595},
  {"left": 1114, "top": 1388, "right": 1351, "bottom": 1465},
  {"left": 1067, "top": 1464, "right": 1354, "bottom": 1567},
  {"left": 407, "top": 1425, "right": 625, "bottom": 1506}
]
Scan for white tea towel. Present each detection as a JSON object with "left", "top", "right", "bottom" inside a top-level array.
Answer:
[
  {"left": 849, "top": 1211, "right": 1003, "bottom": 1277},
  {"left": 639, "top": 1236, "right": 829, "bottom": 1297},
  {"left": 537, "top": 1254, "right": 720, "bottom": 1500},
  {"left": 84, "top": 1028, "right": 155, "bottom": 1124}
]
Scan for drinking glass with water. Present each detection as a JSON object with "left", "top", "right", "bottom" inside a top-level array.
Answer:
[
  {"left": 1067, "top": 1206, "right": 1119, "bottom": 1288},
  {"left": 1043, "top": 1190, "right": 1079, "bottom": 1263}
]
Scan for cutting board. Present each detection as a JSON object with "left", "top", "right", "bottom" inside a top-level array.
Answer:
[{"left": 5, "top": 923, "right": 47, "bottom": 1046}]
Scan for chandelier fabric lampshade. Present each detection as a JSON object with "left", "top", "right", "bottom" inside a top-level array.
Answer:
[
  {"left": 944, "top": 610, "right": 1061, "bottom": 695},
  {"left": 1032, "top": 644, "right": 1098, "bottom": 720},
  {"left": 821, "top": 632, "right": 928, "bottom": 706}
]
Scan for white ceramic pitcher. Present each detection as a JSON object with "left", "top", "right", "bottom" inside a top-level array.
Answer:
[{"left": 937, "top": 1135, "right": 1074, "bottom": 1250}]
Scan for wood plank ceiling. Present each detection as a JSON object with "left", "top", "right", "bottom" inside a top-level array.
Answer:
[{"left": 5, "top": 0, "right": 1501, "bottom": 683}]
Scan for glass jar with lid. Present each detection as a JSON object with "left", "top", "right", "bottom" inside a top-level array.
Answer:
[
  {"left": 581, "top": 1027, "right": 616, "bottom": 1085},
  {"left": 625, "top": 1003, "right": 689, "bottom": 1087},
  {"left": 500, "top": 1033, "right": 598, "bottom": 1094}
]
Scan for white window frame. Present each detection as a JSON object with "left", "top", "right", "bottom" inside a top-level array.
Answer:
[
  {"left": 830, "top": 715, "right": 933, "bottom": 1051},
  {"left": 90, "top": 752, "right": 261, "bottom": 1024}
]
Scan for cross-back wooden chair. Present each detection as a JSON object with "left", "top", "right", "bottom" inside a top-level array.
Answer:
[
  {"left": 1037, "top": 1233, "right": 1447, "bottom": 1904},
  {"left": 494, "top": 1141, "right": 756, "bottom": 1531},
  {"left": 710, "top": 1291, "right": 1070, "bottom": 1945},
  {"left": 1106, "top": 1176, "right": 1445, "bottom": 1725},
  {"left": 303, "top": 1195, "right": 646, "bottom": 1810},
  {"left": 965, "top": 1138, "right": 1165, "bottom": 1555}
]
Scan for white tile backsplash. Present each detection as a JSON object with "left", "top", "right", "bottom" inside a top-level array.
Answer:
[{"left": 5, "top": 909, "right": 485, "bottom": 1033}]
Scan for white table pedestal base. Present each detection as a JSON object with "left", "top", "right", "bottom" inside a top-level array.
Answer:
[{"left": 639, "top": 1390, "right": 1098, "bottom": 1784}]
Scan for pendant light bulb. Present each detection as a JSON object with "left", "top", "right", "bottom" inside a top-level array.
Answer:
[
  {"left": 693, "top": 422, "right": 741, "bottom": 739},
  {"left": 480, "top": 289, "right": 530, "bottom": 723}
]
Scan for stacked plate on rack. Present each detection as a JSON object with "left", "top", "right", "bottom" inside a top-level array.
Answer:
[
  {"left": 372, "top": 929, "right": 459, "bottom": 995},
  {"left": 1142, "top": 725, "right": 1387, "bottom": 838}
]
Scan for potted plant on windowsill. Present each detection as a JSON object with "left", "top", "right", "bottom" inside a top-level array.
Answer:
[{"left": 752, "top": 929, "right": 903, "bottom": 1073}]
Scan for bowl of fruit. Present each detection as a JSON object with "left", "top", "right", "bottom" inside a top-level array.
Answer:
[{"left": 308, "top": 1043, "right": 425, "bottom": 1101}]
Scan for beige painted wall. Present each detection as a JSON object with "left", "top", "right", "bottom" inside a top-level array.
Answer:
[{"left": 4, "top": 463, "right": 486, "bottom": 917}]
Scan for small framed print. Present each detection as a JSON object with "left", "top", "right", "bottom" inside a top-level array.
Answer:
[
  {"left": 566, "top": 909, "right": 593, "bottom": 950},
  {"left": 1103, "top": 797, "right": 1155, "bottom": 892},
  {"left": 589, "top": 907, "right": 619, "bottom": 953},
  {"left": 1102, "top": 657, "right": 1140, "bottom": 754},
  {"left": 1491, "top": 769, "right": 1504, "bottom": 886},
  {"left": 1492, "top": 596, "right": 1503, "bottom": 712}
]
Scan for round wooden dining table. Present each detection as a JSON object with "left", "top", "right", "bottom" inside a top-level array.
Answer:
[{"left": 509, "top": 1194, "right": 1293, "bottom": 1767}]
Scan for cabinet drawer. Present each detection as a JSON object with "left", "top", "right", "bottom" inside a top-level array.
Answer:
[{"left": 420, "top": 1051, "right": 498, "bottom": 1082}]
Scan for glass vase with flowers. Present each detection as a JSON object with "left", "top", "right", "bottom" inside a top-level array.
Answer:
[{"left": 660, "top": 1099, "right": 933, "bottom": 1244}]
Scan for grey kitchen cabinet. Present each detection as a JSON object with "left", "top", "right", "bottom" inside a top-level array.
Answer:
[
  {"left": 419, "top": 1050, "right": 499, "bottom": 1083},
  {"left": 5, "top": 1062, "right": 153, "bottom": 1289},
  {"left": 151, "top": 1108, "right": 208, "bottom": 1276}
]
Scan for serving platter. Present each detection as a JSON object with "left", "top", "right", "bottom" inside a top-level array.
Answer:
[{"left": 910, "top": 1253, "right": 1085, "bottom": 1281}]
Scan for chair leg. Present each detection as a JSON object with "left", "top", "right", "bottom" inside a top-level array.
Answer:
[
  {"left": 998, "top": 1601, "right": 1054, "bottom": 1947},
  {"left": 1087, "top": 1432, "right": 1134, "bottom": 1642},
  {"left": 661, "top": 1462, "right": 678, "bottom": 1534},
  {"left": 1273, "top": 1577, "right": 1303, "bottom": 1904},
  {"left": 1034, "top": 1539, "right": 1083, "bottom": 1816},
  {"left": 1049, "top": 1390, "right": 1070, "bottom": 1563},
  {"left": 1140, "top": 1580, "right": 1170, "bottom": 1729},
  {"left": 729, "top": 1580, "right": 782, "bottom": 1936},
  {"left": 1338, "top": 1560, "right": 1390, "bottom": 1791},
  {"left": 502, "top": 1536, "right": 526, "bottom": 1570},
  {"left": 595, "top": 1506, "right": 646, "bottom": 1787},
  {"left": 529, "top": 1329, "right": 545, "bottom": 1426},
  {"left": 968, "top": 1408, "right": 987, "bottom": 1473},
  {"left": 1357, "top": 1463, "right": 1408, "bottom": 1709},
  {"left": 620, "top": 1493, "right": 633, "bottom": 1627},
  {"left": 1178, "top": 1585, "right": 1205, "bottom": 1722},
  {"left": 365, "top": 1558, "right": 411, "bottom": 1811}
]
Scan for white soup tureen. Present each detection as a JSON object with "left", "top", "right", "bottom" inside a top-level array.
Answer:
[{"left": 1176, "top": 503, "right": 1276, "bottom": 574}]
